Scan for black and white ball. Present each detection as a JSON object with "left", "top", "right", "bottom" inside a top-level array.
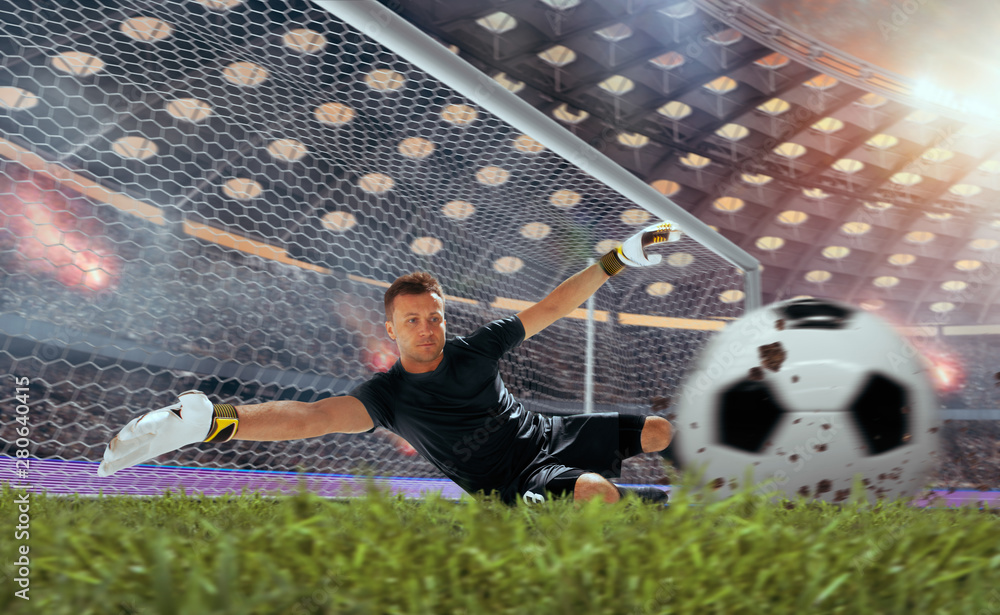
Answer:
[{"left": 673, "top": 298, "right": 942, "bottom": 502}]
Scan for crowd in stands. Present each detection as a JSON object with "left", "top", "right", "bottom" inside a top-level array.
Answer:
[{"left": 927, "top": 421, "right": 1000, "bottom": 489}]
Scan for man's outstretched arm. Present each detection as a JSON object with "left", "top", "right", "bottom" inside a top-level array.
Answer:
[
  {"left": 517, "top": 263, "right": 609, "bottom": 340},
  {"left": 98, "top": 392, "right": 373, "bottom": 476},
  {"left": 233, "top": 396, "right": 373, "bottom": 441},
  {"left": 517, "top": 221, "right": 681, "bottom": 340}
]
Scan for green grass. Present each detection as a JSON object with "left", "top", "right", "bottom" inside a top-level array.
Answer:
[{"left": 2, "top": 483, "right": 999, "bottom": 615}]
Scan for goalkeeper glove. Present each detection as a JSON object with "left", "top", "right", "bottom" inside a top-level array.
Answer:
[
  {"left": 97, "top": 390, "right": 239, "bottom": 477},
  {"left": 599, "top": 220, "right": 682, "bottom": 276}
]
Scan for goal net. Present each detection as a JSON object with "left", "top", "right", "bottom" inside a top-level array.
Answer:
[{"left": 0, "top": 0, "right": 755, "bottom": 496}]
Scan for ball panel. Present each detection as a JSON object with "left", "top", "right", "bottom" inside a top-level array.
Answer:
[
  {"left": 848, "top": 373, "right": 910, "bottom": 455},
  {"left": 718, "top": 380, "right": 783, "bottom": 453},
  {"left": 768, "top": 353, "right": 868, "bottom": 413}
]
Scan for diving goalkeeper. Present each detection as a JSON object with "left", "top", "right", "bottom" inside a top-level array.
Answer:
[{"left": 99, "top": 222, "right": 680, "bottom": 505}]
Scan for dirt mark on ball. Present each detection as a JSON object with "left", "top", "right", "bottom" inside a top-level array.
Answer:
[{"left": 758, "top": 341, "right": 787, "bottom": 372}]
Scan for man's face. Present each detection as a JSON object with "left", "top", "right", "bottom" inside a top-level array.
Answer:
[{"left": 386, "top": 292, "right": 447, "bottom": 373}]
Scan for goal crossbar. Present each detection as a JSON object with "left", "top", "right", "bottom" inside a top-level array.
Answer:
[{"left": 314, "top": 0, "right": 763, "bottom": 310}]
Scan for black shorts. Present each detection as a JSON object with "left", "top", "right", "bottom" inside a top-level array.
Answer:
[{"left": 500, "top": 412, "right": 646, "bottom": 505}]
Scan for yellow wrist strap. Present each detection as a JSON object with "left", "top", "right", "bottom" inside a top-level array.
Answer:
[
  {"left": 205, "top": 404, "right": 239, "bottom": 442},
  {"left": 599, "top": 249, "right": 626, "bottom": 276}
]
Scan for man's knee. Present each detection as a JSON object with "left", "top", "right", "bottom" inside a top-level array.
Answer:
[
  {"left": 641, "top": 416, "right": 672, "bottom": 453},
  {"left": 573, "top": 473, "right": 620, "bottom": 503}
]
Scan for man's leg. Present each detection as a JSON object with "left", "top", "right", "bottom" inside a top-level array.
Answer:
[
  {"left": 612, "top": 415, "right": 672, "bottom": 504},
  {"left": 619, "top": 414, "right": 672, "bottom": 459},
  {"left": 573, "top": 473, "right": 670, "bottom": 504},
  {"left": 640, "top": 416, "right": 672, "bottom": 453},
  {"left": 519, "top": 465, "right": 668, "bottom": 504},
  {"left": 518, "top": 466, "right": 621, "bottom": 504},
  {"left": 573, "top": 472, "right": 621, "bottom": 503},
  {"left": 515, "top": 413, "right": 674, "bottom": 505}
]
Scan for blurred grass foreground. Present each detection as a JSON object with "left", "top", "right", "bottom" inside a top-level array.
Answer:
[{"left": 2, "top": 483, "right": 999, "bottom": 615}]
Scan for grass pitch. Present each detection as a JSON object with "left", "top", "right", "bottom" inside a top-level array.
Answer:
[{"left": 2, "top": 482, "right": 999, "bottom": 614}]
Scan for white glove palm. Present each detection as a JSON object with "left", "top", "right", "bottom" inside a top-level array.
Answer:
[
  {"left": 600, "top": 221, "right": 682, "bottom": 275},
  {"left": 98, "top": 391, "right": 231, "bottom": 477}
]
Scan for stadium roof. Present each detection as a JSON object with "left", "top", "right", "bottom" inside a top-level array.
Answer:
[
  {"left": 394, "top": 0, "right": 1000, "bottom": 324},
  {"left": 1, "top": 0, "right": 999, "bottom": 324}
]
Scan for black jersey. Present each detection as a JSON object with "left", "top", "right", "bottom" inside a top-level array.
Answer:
[{"left": 350, "top": 316, "right": 548, "bottom": 495}]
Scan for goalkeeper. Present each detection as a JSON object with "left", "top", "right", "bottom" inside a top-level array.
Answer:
[{"left": 99, "top": 222, "right": 680, "bottom": 505}]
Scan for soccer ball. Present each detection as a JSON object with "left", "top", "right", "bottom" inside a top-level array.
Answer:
[{"left": 672, "top": 298, "right": 942, "bottom": 502}]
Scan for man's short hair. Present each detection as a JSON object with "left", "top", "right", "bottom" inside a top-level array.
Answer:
[{"left": 384, "top": 272, "right": 444, "bottom": 321}]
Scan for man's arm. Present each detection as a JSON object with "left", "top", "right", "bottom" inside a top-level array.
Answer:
[
  {"left": 233, "top": 395, "right": 374, "bottom": 441},
  {"left": 98, "top": 392, "right": 374, "bottom": 476},
  {"left": 517, "top": 263, "right": 609, "bottom": 340},
  {"left": 516, "top": 220, "right": 681, "bottom": 340},
  {"left": 236, "top": 399, "right": 410, "bottom": 453}
]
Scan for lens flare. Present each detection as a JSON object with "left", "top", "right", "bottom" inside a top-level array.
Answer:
[
  {"left": 3, "top": 173, "right": 120, "bottom": 293},
  {"left": 925, "top": 351, "right": 965, "bottom": 394},
  {"left": 364, "top": 340, "right": 399, "bottom": 373}
]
